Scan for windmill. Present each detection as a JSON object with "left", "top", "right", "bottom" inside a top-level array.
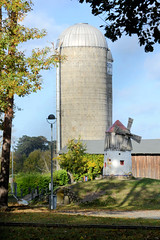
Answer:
[
  {"left": 114, "top": 118, "right": 141, "bottom": 151},
  {"left": 103, "top": 118, "right": 142, "bottom": 176}
]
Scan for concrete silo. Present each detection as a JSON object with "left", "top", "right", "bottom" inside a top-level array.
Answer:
[{"left": 56, "top": 23, "right": 113, "bottom": 151}]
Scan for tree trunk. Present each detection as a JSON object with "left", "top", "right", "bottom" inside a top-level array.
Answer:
[{"left": 0, "top": 97, "right": 13, "bottom": 207}]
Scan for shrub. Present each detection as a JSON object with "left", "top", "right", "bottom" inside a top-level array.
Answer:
[
  {"left": 15, "top": 170, "right": 69, "bottom": 197},
  {"left": 58, "top": 139, "right": 104, "bottom": 181},
  {"left": 53, "top": 169, "right": 69, "bottom": 186}
]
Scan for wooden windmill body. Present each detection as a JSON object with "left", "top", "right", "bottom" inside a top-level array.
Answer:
[{"left": 103, "top": 118, "right": 141, "bottom": 176}]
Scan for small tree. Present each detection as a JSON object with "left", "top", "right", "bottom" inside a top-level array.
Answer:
[
  {"left": 58, "top": 139, "right": 86, "bottom": 181},
  {"left": 83, "top": 154, "right": 104, "bottom": 180},
  {"left": 58, "top": 139, "right": 104, "bottom": 181},
  {"left": 23, "top": 149, "right": 51, "bottom": 173},
  {"left": 0, "top": 1, "right": 62, "bottom": 207}
]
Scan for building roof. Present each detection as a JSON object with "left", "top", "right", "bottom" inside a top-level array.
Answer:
[
  {"left": 132, "top": 139, "right": 160, "bottom": 154},
  {"left": 59, "top": 139, "right": 160, "bottom": 155},
  {"left": 57, "top": 23, "right": 108, "bottom": 49},
  {"left": 59, "top": 140, "right": 105, "bottom": 155},
  {"left": 107, "top": 120, "right": 127, "bottom": 133}
]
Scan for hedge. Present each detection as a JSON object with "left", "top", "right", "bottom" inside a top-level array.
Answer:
[{"left": 14, "top": 170, "right": 69, "bottom": 197}]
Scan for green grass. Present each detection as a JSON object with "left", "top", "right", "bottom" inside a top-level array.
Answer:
[
  {"left": 0, "top": 212, "right": 160, "bottom": 240},
  {"left": 63, "top": 177, "right": 160, "bottom": 210},
  {"left": 1, "top": 226, "right": 160, "bottom": 240},
  {"left": 2, "top": 177, "right": 160, "bottom": 239},
  {"left": 7, "top": 177, "right": 160, "bottom": 211},
  {"left": 0, "top": 212, "right": 160, "bottom": 226}
]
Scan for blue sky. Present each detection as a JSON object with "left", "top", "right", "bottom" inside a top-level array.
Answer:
[{"left": 12, "top": 0, "right": 160, "bottom": 142}]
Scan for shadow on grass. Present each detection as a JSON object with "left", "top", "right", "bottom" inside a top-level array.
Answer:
[
  {"left": 118, "top": 178, "right": 160, "bottom": 208},
  {"left": 76, "top": 179, "right": 127, "bottom": 206},
  {"left": 72, "top": 178, "right": 160, "bottom": 209}
]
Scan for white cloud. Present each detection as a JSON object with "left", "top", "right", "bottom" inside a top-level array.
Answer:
[
  {"left": 23, "top": 11, "right": 67, "bottom": 39},
  {"left": 19, "top": 11, "right": 68, "bottom": 52}
]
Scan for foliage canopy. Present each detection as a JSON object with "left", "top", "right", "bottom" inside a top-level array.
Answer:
[
  {"left": 58, "top": 139, "right": 104, "bottom": 181},
  {"left": 0, "top": 0, "right": 62, "bottom": 206},
  {"left": 13, "top": 135, "right": 50, "bottom": 173},
  {"left": 15, "top": 171, "right": 69, "bottom": 197},
  {"left": 23, "top": 149, "right": 51, "bottom": 173},
  {"left": 15, "top": 135, "right": 49, "bottom": 157},
  {"left": 79, "top": 0, "right": 160, "bottom": 52},
  {"left": 0, "top": 0, "right": 62, "bottom": 111}
]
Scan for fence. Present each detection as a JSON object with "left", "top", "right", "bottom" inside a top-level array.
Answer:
[
  {"left": 132, "top": 155, "right": 160, "bottom": 180},
  {"left": 12, "top": 183, "right": 49, "bottom": 201}
]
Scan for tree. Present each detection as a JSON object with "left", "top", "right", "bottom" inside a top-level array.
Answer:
[
  {"left": 83, "top": 154, "right": 104, "bottom": 180},
  {"left": 15, "top": 135, "right": 49, "bottom": 157},
  {"left": 58, "top": 139, "right": 87, "bottom": 181},
  {"left": 14, "top": 135, "right": 49, "bottom": 173},
  {"left": 23, "top": 149, "right": 50, "bottom": 173},
  {"left": 0, "top": 1, "right": 61, "bottom": 207},
  {"left": 79, "top": 0, "right": 160, "bottom": 52},
  {"left": 58, "top": 139, "right": 104, "bottom": 181},
  {"left": 23, "top": 149, "right": 51, "bottom": 173}
]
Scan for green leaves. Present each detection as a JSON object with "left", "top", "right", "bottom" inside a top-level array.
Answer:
[
  {"left": 15, "top": 171, "right": 69, "bottom": 196},
  {"left": 0, "top": 0, "right": 63, "bottom": 111},
  {"left": 58, "top": 139, "right": 87, "bottom": 180},
  {"left": 79, "top": 0, "right": 160, "bottom": 52},
  {"left": 58, "top": 139, "right": 104, "bottom": 181}
]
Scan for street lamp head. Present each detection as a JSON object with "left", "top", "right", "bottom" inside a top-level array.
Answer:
[
  {"left": 47, "top": 114, "right": 56, "bottom": 125},
  {"left": 48, "top": 114, "right": 56, "bottom": 120}
]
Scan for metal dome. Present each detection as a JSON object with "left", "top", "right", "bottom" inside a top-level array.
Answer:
[{"left": 57, "top": 23, "right": 108, "bottom": 48}]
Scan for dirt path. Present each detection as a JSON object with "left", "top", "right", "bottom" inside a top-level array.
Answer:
[
  {"left": 6, "top": 205, "right": 160, "bottom": 219},
  {"left": 57, "top": 210, "right": 160, "bottom": 219}
]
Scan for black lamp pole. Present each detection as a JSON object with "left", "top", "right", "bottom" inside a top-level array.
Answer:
[{"left": 47, "top": 114, "right": 56, "bottom": 210}]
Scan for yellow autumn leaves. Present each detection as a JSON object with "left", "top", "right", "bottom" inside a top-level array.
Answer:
[{"left": 0, "top": 0, "right": 64, "bottom": 112}]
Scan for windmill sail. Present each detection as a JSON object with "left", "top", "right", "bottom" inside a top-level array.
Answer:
[
  {"left": 121, "top": 137, "right": 132, "bottom": 151},
  {"left": 127, "top": 118, "right": 133, "bottom": 130},
  {"left": 130, "top": 134, "right": 141, "bottom": 143},
  {"left": 104, "top": 118, "right": 141, "bottom": 151}
]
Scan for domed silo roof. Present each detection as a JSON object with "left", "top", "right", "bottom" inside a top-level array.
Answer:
[{"left": 57, "top": 23, "right": 108, "bottom": 48}]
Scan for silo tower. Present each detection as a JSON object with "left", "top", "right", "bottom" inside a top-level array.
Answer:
[{"left": 56, "top": 23, "right": 113, "bottom": 151}]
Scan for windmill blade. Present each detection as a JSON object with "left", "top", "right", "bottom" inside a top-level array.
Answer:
[
  {"left": 121, "top": 137, "right": 133, "bottom": 151},
  {"left": 114, "top": 125, "right": 130, "bottom": 135},
  {"left": 130, "top": 134, "right": 141, "bottom": 143},
  {"left": 121, "top": 136, "right": 128, "bottom": 151},
  {"left": 127, "top": 118, "right": 133, "bottom": 130}
]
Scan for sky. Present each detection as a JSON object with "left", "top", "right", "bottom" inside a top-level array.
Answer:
[{"left": 10, "top": 0, "right": 160, "bottom": 142}]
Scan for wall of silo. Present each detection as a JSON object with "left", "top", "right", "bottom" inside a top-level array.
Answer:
[
  {"left": 60, "top": 46, "right": 112, "bottom": 148},
  {"left": 106, "top": 62, "right": 113, "bottom": 130}
]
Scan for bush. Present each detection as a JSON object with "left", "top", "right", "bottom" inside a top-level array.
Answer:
[
  {"left": 15, "top": 170, "right": 69, "bottom": 197},
  {"left": 53, "top": 170, "right": 69, "bottom": 186},
  {"left": 58, "top": 138, "right": 104, "bottom": 182}
]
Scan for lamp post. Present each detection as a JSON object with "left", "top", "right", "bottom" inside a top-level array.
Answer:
[{"left": 47, "top": 114, "right": 56, "bottom": 210}]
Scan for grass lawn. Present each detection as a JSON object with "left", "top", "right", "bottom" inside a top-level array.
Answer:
[
  {"left": 1, "top": 177, "right": 160, "bottom": 239},
  {"left": 62, "top": 177, "right": 160, "bottom": 210},
  {"left": 0, "top": 211, "right": 160, "bottom": 240},
  {"left": 1, "top": 226, "right": 160, "bottom": 240},
  {"left": 1, "top": 211, "right": 160, "bottom": 240}
]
